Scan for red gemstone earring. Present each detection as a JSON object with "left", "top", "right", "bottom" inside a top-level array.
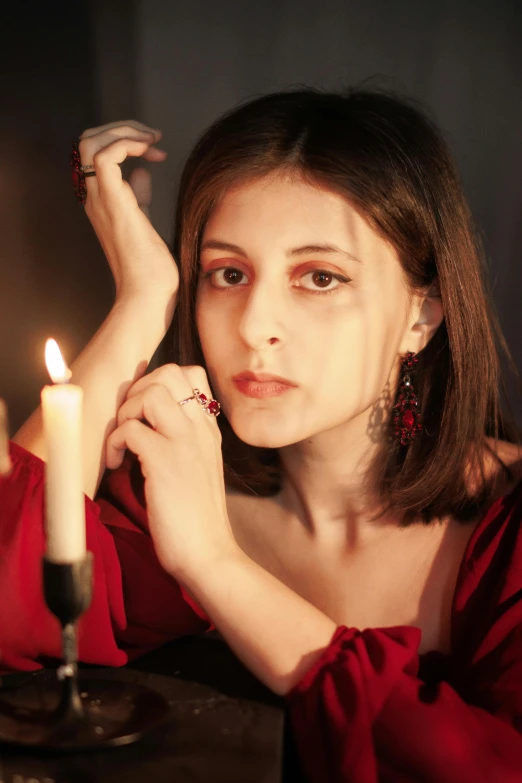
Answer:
[{"left": 393, "top": 352, "right": 422, "bottom": 446}]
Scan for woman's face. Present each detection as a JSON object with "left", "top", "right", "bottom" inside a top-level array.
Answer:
[{"left": 196, "top": 173, "right": 418, "bottom": 449}]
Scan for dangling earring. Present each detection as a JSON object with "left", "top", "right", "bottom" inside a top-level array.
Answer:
[{"left": 393, "top": 352, "right": 422, "bottom": 446}]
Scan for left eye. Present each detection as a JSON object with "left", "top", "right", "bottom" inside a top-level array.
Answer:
[{"left": 297, "top": 270, "right": 350, "bottom": 292}]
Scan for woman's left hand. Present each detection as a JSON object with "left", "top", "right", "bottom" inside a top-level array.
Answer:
[{"left": 106, "top": 364, "right": 237, "bottom": 580}]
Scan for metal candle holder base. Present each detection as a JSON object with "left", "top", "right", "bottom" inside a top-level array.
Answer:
[{"left": 0, "top": 554, "right": 170, "bottom": 751}]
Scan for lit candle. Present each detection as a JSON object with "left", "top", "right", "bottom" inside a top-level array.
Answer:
[{"left": 41, "top": 339, "right": 86, "bottom": 563}]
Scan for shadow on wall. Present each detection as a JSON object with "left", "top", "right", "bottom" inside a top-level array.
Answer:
[{"left": 0, "top": 1, "right": 121, "bottom": 433}]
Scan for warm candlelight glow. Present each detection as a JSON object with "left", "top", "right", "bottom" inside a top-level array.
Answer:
[
  {"left": 0, "top": 398, "right": 12, "bottom": 477},
  {"left": 45, "top": 338, "right": 72, "bottom": 384}
]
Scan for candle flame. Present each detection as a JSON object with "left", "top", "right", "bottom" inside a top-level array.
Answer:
[{"left": 45, "top": 339, "right": 72, "bottom": 384}]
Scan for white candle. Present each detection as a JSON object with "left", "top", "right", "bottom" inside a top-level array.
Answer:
[{"left": 41, "top": 339, "right": 86, "bottom": 563}]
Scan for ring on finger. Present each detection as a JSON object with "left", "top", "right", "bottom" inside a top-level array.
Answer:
[
  {"left": 178, "top": 394, "right": 196, "bottom": 406},
  {"left": 177, "top": 388, "right": 221, "bottom": 417},
  {"left": 71, "top": 141, "right": 97, "bottom": 204}
]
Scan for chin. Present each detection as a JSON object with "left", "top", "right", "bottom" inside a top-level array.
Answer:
[
  {"left": 239, "top": 433, "right": 291, "bottom": 449},
  {"left": 227, "top": 413, "right": 297, "bottom": 449}
]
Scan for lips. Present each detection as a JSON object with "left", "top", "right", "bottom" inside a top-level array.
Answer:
[{"left": 232, "top": 370, "right": 297, "bottom": 386}]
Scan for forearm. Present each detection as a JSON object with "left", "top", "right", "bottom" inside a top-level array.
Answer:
[
  {"left": 180, "top": 548, "right": 338, "bottom": 696},
  {"left": 13, "top": 295, "right": 173, "bottom": 499}
]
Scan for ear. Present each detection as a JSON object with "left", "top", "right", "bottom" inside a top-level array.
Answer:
[{"left": 399, "top": 278, "right": 444, "bottom": 355}]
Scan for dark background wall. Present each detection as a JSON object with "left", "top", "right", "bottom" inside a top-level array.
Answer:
[{"left": 1, "top": 0, "right": 521, "bottom": 433}]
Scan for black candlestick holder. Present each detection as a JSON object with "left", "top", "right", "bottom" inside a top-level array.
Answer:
[{"left": 0, "top": 553, "right": 170, "bottom": 751}]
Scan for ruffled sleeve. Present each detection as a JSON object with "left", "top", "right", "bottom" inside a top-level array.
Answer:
[
  {"left": 285, "top": 483, "right": 522, "bottom": 783},
  {"left": 0, "top": 442, "right": 210, "bottom": 672}
]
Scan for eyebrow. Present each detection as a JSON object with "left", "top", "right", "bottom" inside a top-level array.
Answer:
[{"left": 200, "top": 239, "right": 361, "bottom": 263}]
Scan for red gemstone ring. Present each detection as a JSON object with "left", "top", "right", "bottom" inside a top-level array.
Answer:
[
  {"left": 193, "top": 388, "right": 221, "bottom": 417},
  {"left": 71, "top": 141, "right": 96, "bottom": 205}
]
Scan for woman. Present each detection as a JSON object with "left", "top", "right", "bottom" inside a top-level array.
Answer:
[{"left": 2, "top": 89, "right": 522, "bottom": 781}]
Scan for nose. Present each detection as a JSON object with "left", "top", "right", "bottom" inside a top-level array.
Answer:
[{"left": 238, "top": 280, "right": 288, "bottom": 351}]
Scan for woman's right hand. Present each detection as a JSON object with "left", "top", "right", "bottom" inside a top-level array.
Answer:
[{"left": 78, "top": 121, "right": 179, "bottom": 314}]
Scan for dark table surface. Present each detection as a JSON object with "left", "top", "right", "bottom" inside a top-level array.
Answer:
[{"left": 0, "top": 632, "right": 302, "bottom": 783}]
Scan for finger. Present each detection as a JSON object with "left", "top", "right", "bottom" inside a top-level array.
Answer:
[
  {"left": 79, "top": 127, "right": 160, "bottom": 168},
  {"left": 129, "top": 168, "right": 152, "bottom": 217},
  {"left": 117, "top": 383, "right": 186, "bottom": 438},
  {"left": 179, "top": 366, "right": 217, "bottom": 417},
  {"left": 81, "top": 121, "right": 162, "bottom": 142},
  {"left": 126, "top": 364, "right": 194, "bottom": 402},
  {"left": 140, "top": 147, "right": 167, "bottom": 162},
  {"left": 79, "top": 124, "right": 166, "bottom": 205},
  {"left": 128, "top": 364, "right": 215, "bottom": 412},
  {"left": 131, "top": 364, "right": 220, "bottom": 426},
  {"left": 85, "top": 146, "right": 166, "bottom": 206},
  {"left": 106, "top": 417, "right": 160, "bottom": 470},
  {"left": 92, "top": 139, "right": 166, "bottom": 201}
]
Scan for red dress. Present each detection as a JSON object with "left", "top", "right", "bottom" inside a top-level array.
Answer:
[{"left": 1, "top": 441, "right": 522, "bottom": 782}]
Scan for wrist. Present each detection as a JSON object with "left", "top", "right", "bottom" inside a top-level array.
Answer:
[
  {"left": 114, "top": 284, "right": 177, "bottom": 312},
  {"left": 111, "top": 289, "right": 177, "bottom": 343},
  {"left": 176, "top": 541, "right": 246, "bottom": 595}
]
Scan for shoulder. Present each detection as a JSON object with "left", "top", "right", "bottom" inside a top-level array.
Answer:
[
  {"left": 483, "top": 437, "right": 522, "bottom": 497},
  {"left": 463, "top": 437, "right": 522, "bottom": 504},
  {"left": 454, "top": 440, "right": 522, "bottom": 604},
  {"left": 458, "top": 438, "right": 522, "bottom": 586},
  {"left": 453, "top": 454, "right": 522, "bottom": 667}
]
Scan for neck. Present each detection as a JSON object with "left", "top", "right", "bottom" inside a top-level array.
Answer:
[{"left": 277, "top": 409, "right": 397, "bottom": 549}]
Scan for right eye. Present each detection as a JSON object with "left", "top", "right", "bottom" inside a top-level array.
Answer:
[{"left": 204, "top": 268, "right": 249, "bottom": 288}]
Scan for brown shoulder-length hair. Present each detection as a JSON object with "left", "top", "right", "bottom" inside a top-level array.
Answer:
[{"left": 167, "top": 87, "right": 519, "bottom": 526}]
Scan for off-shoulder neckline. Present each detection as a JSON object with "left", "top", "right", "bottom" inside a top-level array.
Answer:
[{"left": 447, "top": 476, "right": 522, "bottom": 659}]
